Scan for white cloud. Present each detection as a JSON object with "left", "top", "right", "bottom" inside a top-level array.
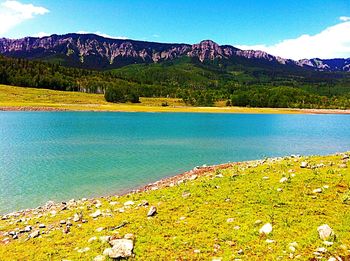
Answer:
[
  {"left": 236, "top": 20, "right": 350, "bottom": 60},
  {"left": 339, "top": 16, "right": 350, "bottom": 22},
  {"left": 34, "top": 31, "right": 49, "bottom": 37},
  {"left": 0, "top": 0, "right": 49, "bottom": 34},
  {"left": 76, "top": 31, "right": 128, "bottom": 40}
]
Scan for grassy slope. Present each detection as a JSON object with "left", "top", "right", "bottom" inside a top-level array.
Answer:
[
  {"left": 0, "top": 84, "right": 301, "bottom": 114},
  {"left": 0, "top": 153, "right": 349, "bottom": 260}
]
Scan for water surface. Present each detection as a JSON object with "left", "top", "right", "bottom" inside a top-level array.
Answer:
[{"left": 0, "top": 112, "right": 349, "bottom": 214}]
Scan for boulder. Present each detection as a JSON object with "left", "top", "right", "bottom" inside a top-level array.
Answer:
[{"left": 106, "top": 239, "right": 134, "bottom": 259}]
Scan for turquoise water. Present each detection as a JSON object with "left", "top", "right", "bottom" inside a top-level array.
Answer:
[{"left": 0, "top": 112, "right": 350, "bottom": 214}]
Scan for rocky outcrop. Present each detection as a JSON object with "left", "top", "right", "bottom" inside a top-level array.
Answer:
[{"left": 0, "top": 33, "right": 349, "bottom": 71}]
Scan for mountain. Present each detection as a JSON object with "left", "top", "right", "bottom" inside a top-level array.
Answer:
[{"left": 0, "top": 33, "right": 349, "bottom": 71}]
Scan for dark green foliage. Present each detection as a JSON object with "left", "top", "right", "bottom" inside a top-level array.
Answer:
[{"left": 1, "top": 55, "right": 350, "bottom": 108}]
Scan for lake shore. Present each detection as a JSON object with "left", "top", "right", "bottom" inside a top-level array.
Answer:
[
  {"left": 1, "top": 152, "right": 350, "bottom": 260},
  {"left": 2, "top": 104, "right": 350, "bottom": 114}
]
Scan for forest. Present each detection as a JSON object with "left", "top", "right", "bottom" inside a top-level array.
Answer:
[{"left": 1, "top": 55, "right": 350, "bottom": 108}]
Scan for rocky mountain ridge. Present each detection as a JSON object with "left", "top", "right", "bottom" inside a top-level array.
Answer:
[{"left": 0, "top": 33, "right": 349, "bottom": 71}]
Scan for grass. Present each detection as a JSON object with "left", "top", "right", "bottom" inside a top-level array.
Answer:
[
  {"left": 0, "top": 153, "right": 350, "bottom": 260},
  {"left": 0, "top": 84, "right": 302, "bottom": 114}
]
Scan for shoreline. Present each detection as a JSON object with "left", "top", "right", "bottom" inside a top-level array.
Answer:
[
  {"left": 0, "top": 160, "right": 245, "bottom": 217},
  {"left": 1, "top": 105, "right": 350, "bottom": 114}
]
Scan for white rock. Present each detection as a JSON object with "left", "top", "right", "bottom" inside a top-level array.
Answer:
[
  {"left": 280, "top": 177, "right": 288, "bottom": 183},
  {"left": 93, "top": 255, "right": 106, "bottom": 261},
  {"left": 277, "top": 188, "right": 283, "bottom": 192},
  {"left": 317, "top": 224, "right": 333, "bottom": 240},
  {"left": 194, "top": 249, "right": 201, "bottom": 253},
  {"left": 99, "top": 236, "right": 111, "bottom": 243},
  {"left": 289, "top": 246, "right": 296, "bottom": 252},
  {"left": 300, "top": 162, "right": 308, "bottom": 168},
  {"left": 77, "top": 247, "right": 90, "bottom": 253},
  {"left": 147, "top": 206, "right": 157, "bottom": 217},
  {"left": 124, "top": 201, "right": 134, "bottom": 206},
  {"left": 107, "top": 239, "right": 134, "bottom": 258},
  {"left": 88, "top": 236, "right": 97, "bottom": 243},
  {"left": 96, "top": 227, "right": 105, "bottom": 232},
  {"left": 323, "top": 185, "right": 329, "bottom": 189},
  {"left": 226, "top": 218, "right": 234, "bottom": 223},
  {"left": 259, "top": 223, "right": 273, "bottom": 235},
  {"left": 323, "top": 241, "right": 334, "bottom": 246},
  {"left": 313, "top": 188, "right": 322, "bottom": 193},
  {"left": 266, "top": 239, "right": 275, "bottom": 243},
  {"left": 90, "top": 210, "right": 102, "bottom": 218}
]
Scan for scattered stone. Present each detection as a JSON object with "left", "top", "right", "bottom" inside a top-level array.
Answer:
[
  {"left": 96, "top": 227, "right": 105, "bottom": 232},
  {"left": 194, "top": 249, "right": 201, "bottom": 254},
  {"left": 77, "top": 247, "right": 90, "bottom": 253},
  {"left": 234, "top": 226, "right": 240, "bottom": 230},
  {"left": 262, "top": 176, "right": 269, "bottom": 180},
  {"left": 338, "top": 164, "right": 347, "bottom": 168},
  {"left": 99, "top": 236, "right": 111, "bottom": 243},
  {"left": 24, "top": 225, "right": 32, "bottom": 232},
  {"left": 93, "top": 255, "right": 106, "bottom": 261},
  {"left": 138, "top": 200, "right": 149, "bottom": 207},
  {"left": 277, "top": 188, "right": 283, "bottom": 192},
  {"left": 88, "top": 236, "right": 97, "bottom": 243},
  {"left": 313, "top": 188, "right": 322, "bottom": 193},
  {"left": 95, "top": 203, "right": 102, "bottom": 208},
  {"left": 300, "top": 162, "right": 308, "bottom": 168},
  {"left": 266, "top": 239, "right": 275, "bottom": 244},
  {"left": 63, "top": 226, "right": 70, "bottom": 234},
  {"left": 259, "top": 223, "right": 273, "bottom": 235},
  {"left": 73, "top": 213, "right": 82, "bottom": 222},
  {"left": 109, "top": 201, "right": 119, "bottom": 206},
  {"left": 90, "top": 210, "right": 102, "bottom": 218},
  {"left": 289, "top": 246, "right": 296, "bottom": 252},
  {"left": 279, "top": 177, "right": 288, "bottom": 183},
  {"left": 179, "top": 216, "right": 186, "bottom": 220},
  {"left": 124, "top": 201, "right": 134, "bottom": 206},
  {"left": 38, "top": 224, "right": 46, "bottom": 228},
  {"left": 316, "top": 247, "right": 327, "bottom": 253},
  {"left": 66, "top": 221, "right": 72, "bottom": 227},
  {"left": 60, "top": 220, "right": 66, "bottom": 225},
  {"left": 237, "top": 249, "right": 244, "bottom": 255},
  {"left": 216, "top": 174, "right": 224, "bottom": 178},
  {"left": 342, "top": 154, "right": 349, "bottom": 160},
  {"left": 124, "top": 233, "right": 134, "bottom": 240},
  {"left": 182, "top": 192, "right": 191, "bottom": 198},
  {"left": 254, "top": 220, "right": 263, "bottom": 226},
  {"left": 106, "top": 239, "right": 134, "bottom": 259},
  {"left": 29, "top": 230, "right": 40, "bottom": 238},
  {"left": 323, "top": 185, "right": 329, "bottom": 189},
  {"left": 318, "top": 224, "right": 333, "bottom": 240},
  {"left": 189, "top": 175, "right": 198, "bottom": 180},
  {"left": 147, "top": 206, "right": 157, "bottom": 217},
  {"left": 226, "top": 218, "right": 234, "bottom": 223},
  {"left": 323, "top": 241, "right": 334, "bottom": 246}
]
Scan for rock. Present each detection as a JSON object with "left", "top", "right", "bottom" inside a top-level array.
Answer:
[
  {"left": 38, "top": 224, "right": 46, "bottom": 228},
  {"left": 342, "top": 154, "right": 349, "bottom": 160},
  {"left": 234, "top": 226, "right": 240, "bottom": 230},
  {"left": 226, "top": 218, "right": 234, "bottom": 223},
  {"left": 317, "top": 224, "right": 333, "bottom": 240},
  {"left": 313, "top": 188, "right": 322, "bottom": 193},
  {"left": 254, "top": 220, "right": 262, "bottom": 226},
  {"left": 323, "top": 185, "right": 329, "bottom": 189},
  {"left": 216, "top": 174, "right": 224, "bottom": 178},
  {"left": 277, "top": 188, "right": 283, "bottom": 192},
  {"left": 124, "top": 233, "right": 134, "bottom": 240},
  {"left": 60, "top": 220, "right": 66, "bottom": 225},
  {"left": 29, "top": 230, "right": 40, "bottom": 238},
  {"left": 279, "top": 177, "right": 288, "bottom": 183},
  {"left": 90, "top": 210, "right": 102, "bottom": 218},
  {"left": 96, "top": 227, "right": 105, "bottom": 232},
  {"left": 300, "top": 162, "right": 308, "bottom": 168},
  {"left": 194, "top": 249, "right": 201, "bottom": 254},
  {"left": 189, "top": 175, "right": 198, "bottom": 180},
  {"left": 147, "top": 206, "right": 157, "bottom": 217},
  {"left": 77, "top": 247, "right": 90, "bottom": 253},
  {"left": 262, "top": 176, "right": 269, "bottom": 180},
  {"left": 323, "top": 241, "right": 334, "bottom": 246},
  {"left": 95, "top": 203, "right": 102, "bottom": 208},
  {"left": 138, "top": 200, "right": 149, "bottom": 207},
  {"left": 289, "top": 246, "right": 296, "bottom": 252},
  {"left": 88, "top": 236, "right": 97, "bottom": 243},
  {"left": 107, "top": 239, "right": 134, "bottom": 258},
  {"left": 265, "top": 239, "right": 275, "bottom": 243},
  {"left": 93, "top": 255, "right": 106, "bottom": 261},
  {"left": 73, "top": 213, "right": 82, "bottom": 222},
  {"left": 24, "top": 225, "right": 32, "bottom": 232},
  {"left": 124, "top": 201, "right": 134, "bottom": 206},
  {"left": 237, "top": 249, "right": 244, "bottom": 255},
  {"left": 99, "top": 236, "right": 111, "bottom": 243},
  {"left": 182, "top": 192, "right": 191, "bottom": 198},
  {"left": 316, "top": 247, "right": 327, "bottom": 253},
  {"left": 259, "top": 223, "right": 273, "bottom": 235},
  {"left": 109, "top": 201, "right": 119, "bottom": 206},
  {"left": 338, "top": 164, "right": 347, "bottom": 168}
]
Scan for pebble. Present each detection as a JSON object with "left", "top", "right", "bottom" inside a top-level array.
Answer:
[
  {"left": 93, "top": 255, "right": 106, "bottom": 261},
  {"left": 60, "top": 220, "right": 66, "bottom": 225},
  {"left": 73, "top": 213, "right": 82, "bottom": 222},
  {"left": 39, "top": 224, "right": 46, "bottom": 228},
  {"left": 259, "top": 223, "right": 273, "bottom": 235},
  {"left": 266, "top": 239, "right": 275, "bottom": 243},
  {"left": 99, "top": 236, "right": 111, "bottom": 243},
  {"left": 24, "top": 225, "right": 32, "bottom": 232},
  {"left": 29, "top": 230, "right": 40, "bottom": 238},
  {"left": 226, "top": 218, "right": 234, "bottom": 223},
  {"left": 277, "top": 188, "right": 283, "bottom": 192},
  {"left": 88, "top": 236, "right": 97, "bottom": 243},
  {"left": 237, "top": 249, "right": 244, "bottom": 255},
  {"left": 124, "top": 201, "right": 134, "bottom": 206},
  {"left": 279, "top": 177, "right": 288, "bottom": 183},
  {"left": 147, "top": 206, "right": 157, "bottom": 217},
  {"left": 77, "top": 247, "right": 90, "bottom": 253},
  {"left": 124, "top": 233, "right": 134, "bottom": 240},
  {"left": 194, "top": 249, "right": 201, "bottom": 254},
  {"left": 317, "top": 224, "right": 333, "bottom": 240},
  {"left": 96, "top": 227, "right": 105, "bottom": 232},
  {"left": 313, "top": 188, "right": 322, "bottom": 193},
  {"left": 90, "top": 210, "right": 102, "bottom": 218}
]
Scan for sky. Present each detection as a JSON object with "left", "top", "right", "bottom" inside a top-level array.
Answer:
[{"left": 0, "top": 0, "right": 349, "bottom": 60}]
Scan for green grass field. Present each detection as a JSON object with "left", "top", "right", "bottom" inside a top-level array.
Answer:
[
  {"left": 0, "top": 153, "right": 349, "bottom": 260},
  {"left": 0, "top": 84, "right": 302, "bottom": 114}
]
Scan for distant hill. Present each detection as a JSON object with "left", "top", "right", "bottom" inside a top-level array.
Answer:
[{"left": 0, "top": 33, "right": 349, "bottom": 71}]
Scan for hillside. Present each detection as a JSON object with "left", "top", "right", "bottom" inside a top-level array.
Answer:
[
  {"left": 0, "top": 153, "right": 349, "bottom": 260},
  {"left": 1, "top": 34, "right": 350, "bottom": 72}
]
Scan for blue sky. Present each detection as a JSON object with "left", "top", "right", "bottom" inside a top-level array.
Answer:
[{"left": 0, "top": 0, "right": 350, "bottom": 59}]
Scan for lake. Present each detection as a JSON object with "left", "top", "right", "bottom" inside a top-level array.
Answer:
[{"left": 0, "top": 111, "right": 349, "bottom": 214}]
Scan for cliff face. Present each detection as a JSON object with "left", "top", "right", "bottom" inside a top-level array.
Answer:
[{"left": 0, "top": 33, "right": 349, "bottom": 71}]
